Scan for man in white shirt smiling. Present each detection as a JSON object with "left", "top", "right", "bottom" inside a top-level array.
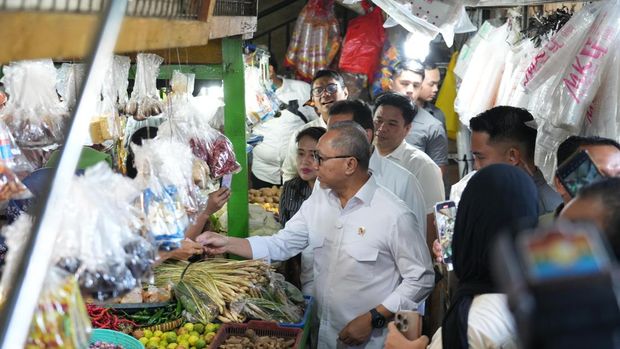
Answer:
[
  {"left": 281, "top": 70, "right": 349, "bottom": 182},
  {"left": 198, "top": 123, "right": 434, "bottom": 349}
]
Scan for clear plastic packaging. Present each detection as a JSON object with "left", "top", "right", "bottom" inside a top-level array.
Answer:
[
  {"left": 56, "top": 63, "right": 86, "bottom": 112},
  {"left": 53, "top": 163, "right": 155, "bottom": 301},
  {"left": 26, "top": 269, "right": 92, "bottom": 349},
  {"left": 376, "top": 0, "right": 464, "bottom": 47},
  {"left": 132, "top": 139, "right": 194, "bottom": 250},
  {"left": 113, "top": 56, "right": 131, "bottom": 114},
  {"left": 125, "top": 53, "right": 164, "bottom": 120},
  {"left": 0, "top": 214, "right": 33, "bottom": 300},
  {"left": 0, "top": 120, "right": 33, "bottom": 201},
  {"left": 0, "top": 59, "right": 68, "bottom": 148},
  {"left": 284, "top": 0, "right": 341, "bottom": 81}
]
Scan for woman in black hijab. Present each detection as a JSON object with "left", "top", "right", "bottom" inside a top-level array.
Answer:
[{"left": 385, "top": 164, "right": 539, "bottom": 349}]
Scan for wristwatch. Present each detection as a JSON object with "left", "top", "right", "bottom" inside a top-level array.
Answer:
[{"left": 369, "top": 308, "right": 387, "bottom": 329}]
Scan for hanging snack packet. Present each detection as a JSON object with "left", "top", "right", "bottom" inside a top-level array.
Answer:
[{"left": 0, "top": 120, "right": 32, "bottom": 201}]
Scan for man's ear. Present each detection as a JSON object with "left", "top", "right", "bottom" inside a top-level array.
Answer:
[
  {"left": 507, "top": 147, "right": 521, "bottom": 166},
  {"left": 343, "top": 86, "right": 350, "bottom": 99},
  {"left": 344, "top": 157, "right": 357, "bottom": 176}
]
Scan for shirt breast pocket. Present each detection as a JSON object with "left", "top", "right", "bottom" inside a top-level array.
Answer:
[{"left": 343, "top": 244, "right": 380, "bottom": 283}]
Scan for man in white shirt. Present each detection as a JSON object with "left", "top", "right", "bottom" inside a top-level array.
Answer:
[
  {"left": 388, "top": 61, "right": 448, "bottom": 171},
  {"left": 281, "top": 70, "right": 349, "bottom": 182},
  {"left": 198, "top": 123, "right": 434, "bottom": 349},
  {"left": 250, "top": 59, "right": 316, "bottom": 187},
  {"left": 374, "top": 92, "right": 445, "bottom": 246}
]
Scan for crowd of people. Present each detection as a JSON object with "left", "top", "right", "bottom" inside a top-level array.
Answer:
[{"left": 201, "top": 63, "right": 620, "bottom": 349}]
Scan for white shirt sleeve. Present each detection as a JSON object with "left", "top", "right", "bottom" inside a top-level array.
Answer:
[
  {"left": 281, "top": 131, "right": 299, "bottom": 182},
  {"left": 381, "top": 212, "right": 435, "bottom": 313},
  {"left": 247, "top": 199, "right": 311, "bottom": 261}
]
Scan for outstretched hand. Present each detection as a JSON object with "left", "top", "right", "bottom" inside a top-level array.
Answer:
[{"left": 196, "top": 231, "right": 229, "bottom": 255}]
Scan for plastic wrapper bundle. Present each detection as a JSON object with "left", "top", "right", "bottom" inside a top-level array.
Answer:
[
  {"left": 26, "top": 269, "right": 92, "bottom": 349},
  {"left": 56, "top": 63, "right": 86, "bottom": 112},
  {"left": 126, "top": 53, "right": 164, "bottom": 121},
  {"left": 0, "top": 120, "right": 33, "bottom": 201},
  {"left": 375, "top": 0, "right": 465, "bottom": 48},
  {"left": 525, "top": 1, "right": 620, "bottom": 182},
  {"left": 91, "top": 55, "right": 118, "bottom": 144},
  {"left": 174, "top": 280, "right": 219, "bottom": 324},
  {"left": 230, "top": 273, "right": 303, "bottom": 323},
  {"left": 284, "top": 0, "right": 341, "bottom": 82},
  {"left": 158, "top": 100, "right": 240, "bottom": 180},
  {"left": 245, "top": 65, "right": 281, "bottom": 125},
  {"left": 53, "top": 163, "right": 155, "bottom": 301},
  {"left": 113, "top": 56, "right": 131, "bottom": 114},
  {"left": 132, "top": 139, "right": 194, "bottom": 251},
  {"left": 371, "top": 38, "right": 402, "bottom": 98},
  {"left": 454, "top": 23, "right": 511, "bottom": 127},
  {"left": 339, "top": 7, "right": 386, "bottom": 82},
  {"left": 0, "top": 59, "right": 68, "bottom": 148}
]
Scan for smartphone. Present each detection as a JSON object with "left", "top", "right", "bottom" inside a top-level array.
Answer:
[
  {"left": 220, "top": 173, "right": 233, "bottom": 189},
  {"left": 556, "top": 150, "right": 604, "bottom": 198},
  {"left": 395, "top": 311, "right": 422, "bottom": 341},
  {"left": 434, "top": 200, "right": 456, "bottom": 270}
]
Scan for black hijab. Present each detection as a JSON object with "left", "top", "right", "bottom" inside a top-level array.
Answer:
[{"left": 442, "top": 164, "right": 539, "bottom": 349}]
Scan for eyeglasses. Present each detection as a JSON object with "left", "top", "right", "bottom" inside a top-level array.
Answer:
[
  {"left": 312, "top": 151, "right": 356, "bottom": 165},
  {"left": 311, "top": 83, "right": 339, "bottom": 97}
]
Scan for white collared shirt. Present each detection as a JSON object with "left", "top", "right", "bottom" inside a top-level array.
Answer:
[
  {"left": 251, "top": 78, "right": 316, "bottom": 184},
  {"left": 381, "top": 141, "right": 445, "bottom": 213},
  {"left": 248, "top": 176, "right": 435, "bottom": 349}
]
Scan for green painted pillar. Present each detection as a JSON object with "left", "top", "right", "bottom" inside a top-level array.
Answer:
[{"left": 222, "top": 37, "right": 249, "bottom": 240}]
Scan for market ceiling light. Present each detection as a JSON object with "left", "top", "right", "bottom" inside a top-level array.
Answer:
[{"left": 404, "top": 31, "right": 432, "bottom": 61}]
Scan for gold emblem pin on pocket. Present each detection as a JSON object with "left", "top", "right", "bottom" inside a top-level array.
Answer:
[{"left": 358, "top": 227, "right": 365, "bottom": 236}]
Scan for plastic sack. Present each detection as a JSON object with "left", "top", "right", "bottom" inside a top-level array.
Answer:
[
  {"left": 125, "top": 53, "right": 164, "bottom": 120},
  {"left": 53, "top": 163, "right": 155, "bottom": 301},
  {"left": 375, "top": 0, "right": 464, "bottom": 47},
  {"left": 284, "top": 0, "right": 341, "bottom": 82},
  {"left": 26, "top": 269, "right": 92, "bottom": 349},
  {"left": 245, "top": 65, "right": 280, "bottom": 125},
  {"left": 0, "top": 214, "right": 33, "bottom": 300},
  {"left": 0, "top": 59, "right": 68, "bottom": 148},
  {"left": 339, "top": 7, "right": 386, "bottom": 82}
]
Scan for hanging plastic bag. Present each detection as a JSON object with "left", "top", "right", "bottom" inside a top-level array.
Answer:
[
  {"left": 1, "top": 59, "right": 68, "bottom": 148},
  {"left": 56, "top": 63, "right": 86, "bottom": 112},
  {"left": 245, "top": 65, "right": 280, "bottom": 125},
  {"left": 371, "top": 37, "right": 402, "bottom": 98},
  {"left": 0, "top": 214, "right": 33, "bottom": 300},
  {"left": 284, "top": 0, "right": 341, "bottom": 82},
  {"left": 339, "top": 7, "right": 386, "bottom": 82},
  {"left": 26, "top": 269, "right": 92, "bottom": 349},
  {"left": 113, "top": 55, "right": 131, "bottom": 114},
  {"left": 0, "top": 120, "right": 33, "bottom": 201},
  {"left": 375, "top": 0, "right": 464, "bottom": 48},
  {"left": 126, "top": 53, "right": 164, "bottom": 121}
]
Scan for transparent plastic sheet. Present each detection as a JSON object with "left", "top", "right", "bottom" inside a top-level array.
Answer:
[
  {"left": 56, "top": 63, "right": 86, "bottom": 112},
  {"left": 0, "top": 120, "right": 34, "bottom": 201},
  {"left": 284, "top": 0, "right": 341, "bottom": 82},
  {"left": 375, "top": 0, "right": 464, "bottom": 47},
  {"left": 53, "top": 163, "right": 154, "bottom": 301},
  {"left": 0, "top": 59, "right": 68, "bottom": 148},
  {"left": 91, "top": 55, "right": 117, "bottom": 144},
  {"left": 522, "top": 2, "right": 602, "bottom": 92},
  {"left": 453, "top": 21, "right": 495, "bottom": 79},
  {"left": 26, "top": 269, "right": 92, "bottom": 349},
  {"left": 113, "top": 55, "right": 131, "bottom": 114},
  {"left": 455, "top": 23, "right": 511, "bottom": 127},
  {"left": 126, "top": 53, "right": 164, "bottom": 121},
  {"left": 170, "top": 70, "right": 195, "bottom": 96},
  {"left": 583, "top": 35, "right": 620, "bottom": 140}
]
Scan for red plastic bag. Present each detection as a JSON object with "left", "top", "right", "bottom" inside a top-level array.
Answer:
[{"left": 339, "top": 7, "right": 386, "bottom": 82}]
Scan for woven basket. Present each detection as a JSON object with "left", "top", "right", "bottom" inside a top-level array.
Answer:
[{"left": 89, "top": 329, "right": 144, "bottom": 349}]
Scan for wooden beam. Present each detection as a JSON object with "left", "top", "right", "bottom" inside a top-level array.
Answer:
[
  {"left": 0, "top": 11, "right": 215, "bottom": 64},
  {"left": 133, "top": 40, "right": 223, "bottom": 65},
  {"left": 209, "top": 16, "right": 257, "bottom": 39}
]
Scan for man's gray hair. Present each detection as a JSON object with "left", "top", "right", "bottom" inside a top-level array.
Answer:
[{"left": 328, "top": 121, "right": 371, "bottom": 170}]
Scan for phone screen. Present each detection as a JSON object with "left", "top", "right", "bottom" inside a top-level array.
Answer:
[
  {"left": 557, "top": 150, "right": 604, "bottom": 197},
  {"left": 434, "top": 200, "right": 456, "bottom": 270},
  {"left": 220, "top": 173, "right": 233, "bottom": 189}
]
